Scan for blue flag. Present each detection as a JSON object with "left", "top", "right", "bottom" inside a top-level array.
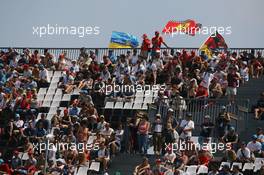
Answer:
[{"left": 109, "top": 31, "right": 139, "bottom": 48}]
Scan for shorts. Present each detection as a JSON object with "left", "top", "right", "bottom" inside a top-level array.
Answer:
[{"left": 226, "top": 87, "right": 237, "bottom": 96}]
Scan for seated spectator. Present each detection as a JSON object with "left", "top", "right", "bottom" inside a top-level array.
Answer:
[
  {"left": 96, "top": 142, "right": 110, "bottom": 172},
  {"left": 133, "top": 157, "right": 151, "bottom": 175},
  {"left": 254, "top": 92, "right": 264, "bottom": 120},
  {"left": 221, "top": 127, "right": 239, "bottom": 147},
  {"left": 247, "top": 135, "right": 262, "bottom": 157},
  {"left": 237, "top": 142, "right": 252, "bottom": 163}
]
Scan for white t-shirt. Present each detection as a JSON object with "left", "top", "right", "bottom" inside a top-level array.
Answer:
[
  {"left": 237, "top": 148, "right": 251, "bottom": 159},
  {"left": 200, "top": 72, "right": 214, "bottom": 89},
  {"left": 180, "top": 119, "right": 194, "bottom": 138},
  {"left": 39, "top": 69, "right": 49, "bottom": 82},
  {"left": 247, "top": 141, "right": 262, "bottom": 152}
]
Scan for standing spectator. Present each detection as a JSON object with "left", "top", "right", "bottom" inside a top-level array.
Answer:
[
  {"left": 152, "top": 114, "right": 163, "bottom": 155},
  {"left": 179, "top": 113, "right": 194, "bottom": 140},
  {"left": 216, "top": 106, "right": 231, "bottom": 138},
  {"left": 151, "top": 31, "right": 169, "bottom": 58},
  {"left": 140, "top": 34, "right": 151, "bottom": 60},
  {"left": 137, "top": 116, "right": 150, "bottom": 155},
  {"left": 226, "top": 67, "right": 240, "bottom": 104},
  {"left": 199, "top": 115, "right": 214, "bottom": 145}
]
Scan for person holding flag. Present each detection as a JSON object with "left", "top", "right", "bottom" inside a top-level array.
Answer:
[{"left": 151, "top": 31, "right": 169, "bottom": 58}]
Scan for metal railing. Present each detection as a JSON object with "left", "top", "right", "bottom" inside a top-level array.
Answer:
[
  {"left": 0, "top": 47, "right": 264, "bottom": 60},
  {"left": 148, "top": 97, "right": 250, "bottom": 135}
]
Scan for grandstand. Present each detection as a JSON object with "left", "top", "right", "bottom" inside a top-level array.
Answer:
[{"left": 0, "top": 47, "right": 263, "bottom": 175}]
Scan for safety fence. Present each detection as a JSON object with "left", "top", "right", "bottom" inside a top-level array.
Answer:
[
  {"left": 147, "top": 97, "right": 251, "bottom": 135},
  {"left": 0, "top": 47, "right": 263, "bottom": 60}
]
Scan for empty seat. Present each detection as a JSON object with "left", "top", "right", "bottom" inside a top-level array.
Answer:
[
  {"left": 42, "top": 101, "right": 51, "bottom": 107},
  {"left": 105, "top": 102, "right": 114, "bottom": 109},
  {"left": 44, "top": 94, "right": 54, "bottom": 101},
  {"left": 242, "top": 163, "right": 254, "bottom": 171},
  {"left": 114, "top": 102, "right": 124, "bottom": 109},
  {"left": 133, "top": 103, "right": 142, "bottom": 110},
  {"left": 53, "top": 71, "right": 62, "bottom": 77},
  {"left": 53, "top": 94, "right": 62, "bottom": 101},
  {"left": 185, "top": 165, "right": 198, "bottom": 175},
  {"left": 135, "top": 91, "right": 144, "bottom": 97},
  {"left": 46, "top": 89, "right": 56, "bottom": 95},
  {"left": 123, "top": 102, "right": 133, "bottom": 109},
  {"left": 144, "top": 97, "right": 153, "bottom": 103},
  {"left": 51, "top": 101, "right": 60, "bottom": 107},
  {"left": 142, "top": 103, "right": 148, "bottom": 110},
  {"left": 38, "top": 88, "right": 47, "bottom": 95},
  {"left": 134, "top": 97, "right": 144, "bottom": 103},
  {"left": 88, "top": 161, "right": 100, "bottom": 172},
  {"left": 197, "top": 165, "right": 208, "bottom": 174},
  {"left": 77, "top": 166, "right": 89, "bottom": 175},
  {"left": 62, "top": 94, "right": 71, "bottom": 101}
]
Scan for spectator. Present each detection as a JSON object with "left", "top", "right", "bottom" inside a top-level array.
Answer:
[
  {"left": 152, "top": 113, "right": 163, "bottom": 155},
  {"left": 179, "top": 113, "right": 194, "bottom": 140},
  {"left": 236, "top": 142, "right": 252, "bottom": 163}
]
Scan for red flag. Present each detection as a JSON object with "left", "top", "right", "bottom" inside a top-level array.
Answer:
[{"left": 162, "top": 19, "right": 202, "bottom": 36}]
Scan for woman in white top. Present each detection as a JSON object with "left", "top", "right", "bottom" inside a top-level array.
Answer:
[{"left": 240, "top": 61, "right": 249, "bottom": 84}]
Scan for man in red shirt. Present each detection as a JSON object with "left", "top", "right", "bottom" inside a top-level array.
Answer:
[
  {"left": 140, "top": 34, "right": 151, "bottom": 60},
  {"left": 227, "top": 67, "right": 240, "bottom": 104},
  {"left": 151, "top": 31, "right": 169, "bottom": 58}
]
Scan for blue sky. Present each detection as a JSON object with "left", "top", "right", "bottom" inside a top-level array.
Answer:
[{"left": 0, "top": 0, "right": 263, "bottom": 48}]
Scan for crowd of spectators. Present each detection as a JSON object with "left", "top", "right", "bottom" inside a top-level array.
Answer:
[{"left": 0, "top": 31, "right": 263, "bottom": 174}]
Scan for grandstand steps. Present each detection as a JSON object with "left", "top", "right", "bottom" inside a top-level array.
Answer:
[
  {"left": 108, "top": 153, "right": 144, "bottom": 174},
  {"left": 237, "top": 75, "right": 264, "bottom": 141},
  {"left": 237, "top": 76, "right": 264, "bottom": 103}
]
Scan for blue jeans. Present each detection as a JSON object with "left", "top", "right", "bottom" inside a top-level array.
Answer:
[{"left": 138, "top": 133, "right": 148, "bottom": 154}]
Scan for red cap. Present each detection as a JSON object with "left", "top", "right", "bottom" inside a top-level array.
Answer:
[{"left": 142, "top": 34, "right": 147, "bottom": 38}]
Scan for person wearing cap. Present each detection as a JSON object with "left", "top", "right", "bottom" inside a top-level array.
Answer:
[
  {"left": 247, "top": 135, "right": 262, "bottom": 157},
  {"left": 97, "top": 115, "right": 107, "bottom": 132},
  {"left": 38, "top": 64, "right": 50, "bottom": 87},
  {"left": 14, "top": 113, "right": 24, "bottom": 129},
  {"left": 11, "top": 150, "right": 22, "bottom": 169},
  {"left": 216, "top": 106, "right": 231, "bottom": 138},
  {"left": 140, "top": 34, "right": 151, "bottom": 60},
  {"left": 199, "top": 115, "right": 214, "bottom": 145},
  {"left": 165, "top": 108, "right": 178, "bottom": 130},
  {"left": 179, "top": 113, "right": 194, "bottom": 140},
  {"left": 51, "top": 109, "right": 61, "bottom": 127},
  {"left": 221, "top": 126, "right": 238, "bottom": 146},
  {"left": 218, "top": 164, "right": 232, "bottom": 175},
  {"left": 152, "top": 113, "right": 163, "bottom": 155},
  {"left": 151, "top": 31, "right": 169, "bottom": 58},
  {"left": 236, "top": 142, "right": 252, "bottom": 163},
  {"left": 240, "top": 61, "right": 249, "bottom": 84}
]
